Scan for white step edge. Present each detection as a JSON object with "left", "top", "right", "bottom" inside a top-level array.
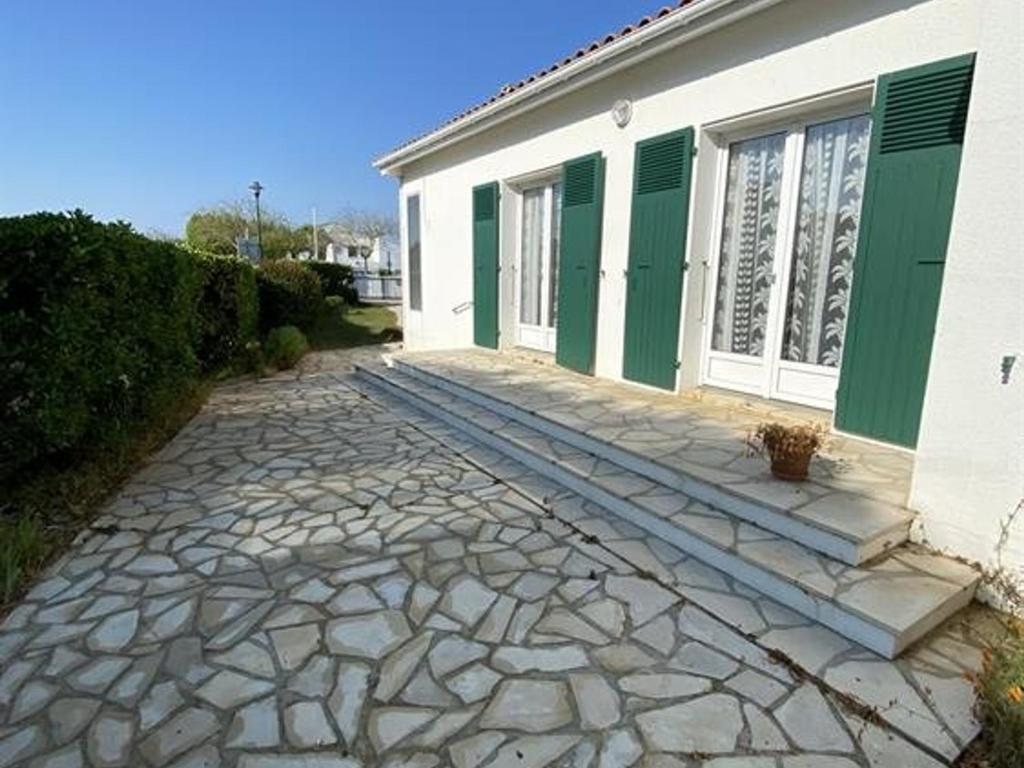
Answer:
[
  {"left": 355, "top": 366, "right": 974, "bottom": 658},
  {"left": 392, "top": 359, "right": 908, "bottom": 566}
]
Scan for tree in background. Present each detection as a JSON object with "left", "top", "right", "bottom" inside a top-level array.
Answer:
[
  {"left": 184, "top": 203, "right": 250, "bottom": 255},
  {"left": 260, "top": 219, "right": 308, "bottom": 261},
  {"left": 295, "top": 224, "right": 331, "bottom": 261},
  {"left": 185, "top": 202, "right": 310, "bottom": 261},
  {"left": 185, "top": 203, "right": 393, "bottom": 264}
]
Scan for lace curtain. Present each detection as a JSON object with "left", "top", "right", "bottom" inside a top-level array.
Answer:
[
  {"left": 547, "top": 183, "right": 562, "bottom": 328},
  {"left": 519, "top": 187, "right": 544, "bottom": 326},
  {"left": 712, "top": 133, "right": 786, "bottom": 356},
  {"left": 781, "top": 115, "right": 871, "bottom": 366}
]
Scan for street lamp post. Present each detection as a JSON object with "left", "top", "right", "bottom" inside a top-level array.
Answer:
[{"left": 249, "top": 181, "right": 264, "bottom": 261}]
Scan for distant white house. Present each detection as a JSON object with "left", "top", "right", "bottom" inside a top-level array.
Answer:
[{"left": 323, "top": 226, "right": 400, "bottom": 273}]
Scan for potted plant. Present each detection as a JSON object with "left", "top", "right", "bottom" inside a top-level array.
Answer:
[{"left": 748, "top": 422, "right": 826, "bottom": 481}]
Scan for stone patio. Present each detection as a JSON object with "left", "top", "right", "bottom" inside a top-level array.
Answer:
[{"left": 0, "top": 349, "right": 1003, "bottom": 767}]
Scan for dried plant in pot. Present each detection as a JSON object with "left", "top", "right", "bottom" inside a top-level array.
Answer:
[{"left": 748, "top": 422, "right": 827, "bottom": 481}]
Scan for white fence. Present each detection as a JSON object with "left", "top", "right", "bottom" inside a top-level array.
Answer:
[{"left": 353, "top": 271, "right": 402, "bottom": 303}]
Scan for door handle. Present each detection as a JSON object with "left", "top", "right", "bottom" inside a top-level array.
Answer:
[{"left": 699, "top": 259, "right": 710, "bottom": 322}]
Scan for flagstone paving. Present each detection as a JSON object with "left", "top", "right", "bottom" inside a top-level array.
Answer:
[
  {"left": 0, "top": 350, "right": 974, "bottom": 767},
  {"left": 355, "top": 356, "right": 1006, "bottom": 759}
]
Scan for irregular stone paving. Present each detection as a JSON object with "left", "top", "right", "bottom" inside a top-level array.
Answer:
[
  {"left": 357, "top": 361, "right": 978, "bottom": 659},
  {"left": 364, "top": 356, "right": 1009, "bottom": 761},
  {"left": 381, "top": 351, "right": 1012, "bottom": 758},
  {"left": 0, "top": 349, "right": 974, "bottom": 767}
]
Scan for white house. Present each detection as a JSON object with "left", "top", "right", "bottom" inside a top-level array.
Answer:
[
  {"left": 374, "top": 0, "right": 1023, "bottom": 601},
  {"left": 324, "top": 226, "right": 400, "bottom": 272}
]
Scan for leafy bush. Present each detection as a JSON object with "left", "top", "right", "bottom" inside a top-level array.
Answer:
[
  {"left": 973, "top": 621, "right": 1024, "bottom": 768},
  {"left": 307, "top": 262, "right": 357, "bottom": 305},
  {"left": 192, "top": 252, "right": 258, "bottom": 372},
  {"left": 0, "top": 211, "right": 266, "bottom": 604},
  {"left": 264, "top": 325, "right": 309, "bottom": 370},
  {"left": 257, "top": 260, "right": 322, "bottom": 333},
  {"left": 0, "top": 211, "right": 198, "bottom": 484},
  {"left": 0, "top": 210, "right": 266, "bottom": 491},
  {"left": 324, "top": 295, "right": 347, "bottom": 311}
]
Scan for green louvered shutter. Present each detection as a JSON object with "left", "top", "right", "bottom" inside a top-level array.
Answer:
[
  {"left": 835, "top": 54, "right": 975, "bottom": 447},
  {"left": 556, "top": 153, "right": 605, "bottom": 374},
  {"left": 472, "top": 182, "right": 499, "bottom": 349},
  {"left": 623, "top": 127, "right": 695, "bottom": 390}
]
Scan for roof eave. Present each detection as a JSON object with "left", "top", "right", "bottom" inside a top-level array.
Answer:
[{"left": 374, "top": 0, "right": 785, "bottom": 176}]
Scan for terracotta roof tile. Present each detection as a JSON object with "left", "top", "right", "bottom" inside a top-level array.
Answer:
[{"left": 378, "top": 0, "right": 702, "bottom": 164}]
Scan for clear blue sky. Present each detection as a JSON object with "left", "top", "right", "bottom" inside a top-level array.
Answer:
[{"left": 1, "top": 0, "right": 649, "bottom": 235}]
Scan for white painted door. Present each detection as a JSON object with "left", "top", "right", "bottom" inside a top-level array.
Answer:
[
  {"left": 703, "top": 113, "right": 872, "bottom": 410},
  {"left": 516, "top": 181, "right": 562, "bottom": 353}
]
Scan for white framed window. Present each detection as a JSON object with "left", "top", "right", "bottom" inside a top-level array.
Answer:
[
  {"left": 514, "top": 179, "right": 561, "bottom": 353},
  {"left": 703, "top": 109, "right": 872, "bottom": 410},
  {"left": 406, "top": 194, "right": 422, "bottom": 312}
]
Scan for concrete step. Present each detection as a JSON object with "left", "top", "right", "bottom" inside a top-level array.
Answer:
[
  {"left": 391, "top": 357, "right": 912, "bottom": 567},
  {"left": 354, "top": 361, "right": 979, "bottom": 659}
]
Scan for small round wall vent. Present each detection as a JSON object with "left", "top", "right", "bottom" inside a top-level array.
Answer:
[{"left": 611, "top": 99, "right": 633, "bottom": 128}]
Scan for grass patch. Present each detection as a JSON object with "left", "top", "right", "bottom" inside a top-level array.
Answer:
[
  {"left": 309, "top": 302, "right": 402, "bottom": 350},
  {"left": 0, "top": 516, "right": 48, "bottom": 605},
  {"left": 0, "top": 378, "right": 214, "bottom": 612},
  {"left": 970, "top": 618, "right": 1024, "bottom": 768}
]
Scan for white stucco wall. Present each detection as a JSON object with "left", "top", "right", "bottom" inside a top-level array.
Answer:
[
  {"left": 388, "top": 0, "right": 1022, "bottom": 591},
  {"left": 910, "top": 0, "right": 1024, "bottom": 605}
]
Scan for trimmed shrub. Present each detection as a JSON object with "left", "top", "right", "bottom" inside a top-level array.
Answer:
[
  {"left": 257, "top": 260, "right": 322, "bottom": 333},
  {"left": 307, "top": 262, "right": 357, "bottom": 305},
  {"left": 192, "top": 252, "right": 258, "bottom": 372},
  {"left": 0, "top": 211, "right": 198, "bottom": 484},
  {"left": 264, "top": 325, "right": 309, "bottom": 370}
]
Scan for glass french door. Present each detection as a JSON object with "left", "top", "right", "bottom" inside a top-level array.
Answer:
[
  {"left": 704, "top": 113, "right": 871, "bottom": 410},
  {"left": 516, "top": 181, "right": 562, "bottom": 353}
]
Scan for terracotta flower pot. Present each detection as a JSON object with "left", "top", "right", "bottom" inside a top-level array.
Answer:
[{"left": 770, "top": 452, "right": 812, "bottom": 481}]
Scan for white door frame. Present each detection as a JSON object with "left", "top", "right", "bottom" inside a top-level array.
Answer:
[
  {"left": 699, "top": 103, "right": 870, "bottom": 411},
  {"left": 510, "top": 173, "right": 561, "bottom": 354}
]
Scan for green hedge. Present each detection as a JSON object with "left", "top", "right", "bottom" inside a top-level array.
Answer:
[
  {"left": 193, "top": 252, "right": 258, "bottom": 372},
  {"left": 0, "top": 211, "right": 258, "bottom": 486},
  {"left": 307, "top": 262, "right": 358, "bottom": 305},
  {"left": 256, "top": 260, "right": 323, "bottom": 333}
]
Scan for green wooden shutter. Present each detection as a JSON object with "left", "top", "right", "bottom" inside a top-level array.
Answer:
[
  {"left": 835, "top": 54, "right": 975, "bottom": 447},
  {"left": 556, "top": 153, "right": 605, "bottom": 374},
  {"left": 472, "top": 182, "right": 499, "bottom": 349},
  {"left": 622, "top": 127, "right": 695, "bottom": 390}
]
